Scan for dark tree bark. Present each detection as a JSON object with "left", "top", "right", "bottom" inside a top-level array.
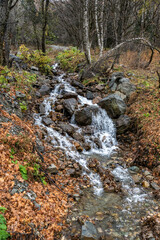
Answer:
[
  {"left": 41, "top": 0, "right": 50, "bottom": 53},
  {"left": 0, "top": 0, "right": 19, "bottom": 65}
]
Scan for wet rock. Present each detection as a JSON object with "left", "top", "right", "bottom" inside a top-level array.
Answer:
[
  {"left": 81, "top": 221, "right": 99, "bottom": 240},
  {"left": 117, "top": 81, "right": 136, "bottom": 97},
  {"left": 75, "top": 106, "right": 99, "bottom": 126},
  {"left": 82, "top": 126, "right": 94, "bottom": 135},
  {"left": 98, "top": 94, "right": 126, "bottom": 119},
  {"left": 115, "top": 115, "right": 131, "bottom": 134},
  {"left": 47, "top": 164, "right": 58, "bottom": 174},
  {"left": 42, "top": 117, "right": 53, "bottom": 126},
  {"left": 55, "top": 104, "right": 63, "bottom": 112},
  {"left": 128, "top": 166, "right": 140, "bottom": 173},
  {"left": 72, "top": 80, "right": 84, "bottom": 89},
  {"left": 63, "top": 98, "right": 78, "bottom": 116},
  {"left": 94, "top": 138, "right": 102, "bottom": 148},
  {"left": 86, "top": 91, "right": 94, "bottom": 100},
  {"left": 39, "top": 103, "right": 46, "bottom": 114},
  {"left": 150, "top": 182, "right": 160, "bottom": 190},
  {"left": 16, "top": 91, "right": 26, "bottom": 99},
  {"left": 72, "top": 132, "right": 84, "bottom": 142},
  {"left": 58, "top": 122, "right": 75, "bottom": 135},
  {"left": 74, "top": 142, "right": 83, "bottom": 152},
  {"left": 92, "top": 96, "right": 102, "bottom": 104},
  {"left": 83, "top": 143, "right": 91, "bottom": 151},
  {"left": 63, "top": 92, "right": 78, "bottom": 99},
  {"left": 39, "top": 85, "right": 50, "bottom": 96}
]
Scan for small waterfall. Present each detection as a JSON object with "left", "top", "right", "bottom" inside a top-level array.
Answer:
[{"left": 34, "top": 66, "right": 117, "bottom": 195}]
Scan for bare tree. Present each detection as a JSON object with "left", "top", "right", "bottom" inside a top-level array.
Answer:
[
  {"left": 0, "top": 0, "right": 19, "bottom": 65},
  {"left": 41, "top": 0, "right": 50, "bottom": 53},
  {"left": 95, "top": 0, "right": 104, "bottom": 57}
]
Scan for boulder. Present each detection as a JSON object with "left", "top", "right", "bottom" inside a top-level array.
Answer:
[
  {"left": 63, "top": 98, "right": 78, "bottom": 116},
  {"left": 115, "top": 115, "right": 131, "bottom": 134},
  {"left": 75, "top": 106, "right": 99, "bottom": 126},
  {"left": 98, "top": 94, "right": 126, "bottom": 119},
  {"left": 39, "top": 85, "right": 50, "bottom": 96},
  {"left": 81, "top": 221, "right": 99, "bottom": 240},
  {"left": 117, "top": 81, "right": 136, "bottom": 97}
]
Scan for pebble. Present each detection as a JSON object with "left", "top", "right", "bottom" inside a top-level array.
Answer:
[
  {"left": 142, "top": 180, "right": 150, "bottom": 188},
  {"left": 150, "top": 182, "right": 160, "bottom": 190}
]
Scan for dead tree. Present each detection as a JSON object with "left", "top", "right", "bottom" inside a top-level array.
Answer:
[{"left": 0, "top": 0, "right": 19, "bottom": 65}]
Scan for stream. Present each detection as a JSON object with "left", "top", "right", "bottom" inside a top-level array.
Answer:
[{"left": 34, "top": 65, "right": 159, "bottom": 239}]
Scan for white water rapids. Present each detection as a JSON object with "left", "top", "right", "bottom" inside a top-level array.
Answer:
[{"left": 34, "top": 65, "right": 150, "bottom": 203}]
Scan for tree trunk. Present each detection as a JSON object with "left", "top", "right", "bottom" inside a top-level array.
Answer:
[
  {"left": 41, "top": 0, "right": 49, "bottom": 53},
  {"left": 83, "top": 0, "right": 91, "bottom": 64}
]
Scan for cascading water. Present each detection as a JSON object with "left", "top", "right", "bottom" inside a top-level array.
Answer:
[
  {"left": 34, "top": 64, "right": 160, "bottom": 239},
  {"left": 34, "top": 65, "right": 117, "bottom": 195}
]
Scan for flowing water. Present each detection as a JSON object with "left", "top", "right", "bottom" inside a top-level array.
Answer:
[{"left": 34, "top": 65, "right": 159, "bottom": 239}]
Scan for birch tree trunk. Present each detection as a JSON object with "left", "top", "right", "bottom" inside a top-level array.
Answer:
[
  {"left": 83, "top": 0, "right": 91, "bottom": 64},
  {"left": 99, "top": 0, "right": 104, "bottom": 57},
  {"left": 95, "top": 0, "right": 104, "bottom": 57}
]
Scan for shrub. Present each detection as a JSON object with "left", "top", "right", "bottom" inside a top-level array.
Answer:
[
  {"left": 56, "top": 47, "right": 85, "bottom": 72},
  {"left": 19, "top": 45, "right": 52, "bottom": 74}
]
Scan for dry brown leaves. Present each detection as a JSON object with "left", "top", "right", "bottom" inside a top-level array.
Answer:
[{"left": 0, "top": 109, "right": 78, "bottom": 239}]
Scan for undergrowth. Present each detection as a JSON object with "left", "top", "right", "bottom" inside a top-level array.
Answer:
[
  {"left": 56, "top": 47, "right": 85, "bottom": 73},
  {"left": 19, "top": 45, "right": 52, "bottom": 74}
]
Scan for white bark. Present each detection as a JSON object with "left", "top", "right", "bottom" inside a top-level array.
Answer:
[
  {"left": 83, "top": 0, "right": 91, "bottom": 64},
  {"left": 95, "top": 0, "right": 104, "bottom": 57}
]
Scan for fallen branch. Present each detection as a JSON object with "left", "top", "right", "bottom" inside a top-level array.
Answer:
[{"left": 81, "top": 37, "right": 160, "bottom": 79}]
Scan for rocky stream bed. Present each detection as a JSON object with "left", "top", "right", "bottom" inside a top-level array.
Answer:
[
  {"left": 32, "top": 64, "right": 160, "bottom": 240},
  {"left": 0, "top": 60, "right": 160, "bottom": 240}
]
